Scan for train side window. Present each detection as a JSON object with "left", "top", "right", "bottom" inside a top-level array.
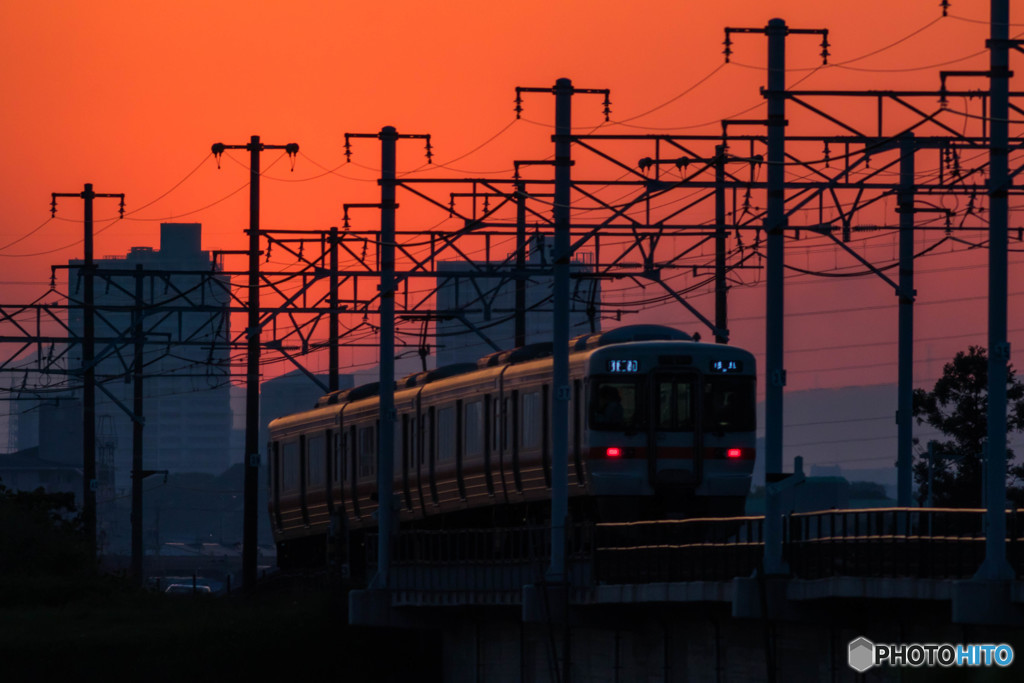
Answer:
[
  {"left": 703, "top": 376, "right": 756, "bottom": 432},
  {"left": 307, "top": 433, "right": 326, "bottom": 487},
  {"left": 438, "top": 405, "right": 455, "bottom": 461},
  {"left": 358, "top": 425, "right": 376, "bottom": 479},
  {"left": 591, "top": 379, "right": 641, "bottom": 431},
  {"left": 465, "top": 400, "right": 483, "bottom": 458},
  {"left": 282, "top": 441, "right": 300, "bottom": 492},
  {"left": 522, "top": 391, "right": 540, "bottom": 449}
]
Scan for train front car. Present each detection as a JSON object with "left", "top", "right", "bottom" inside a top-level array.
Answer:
[{"left": 583, "top": 333, "right": 756, "bottom": 518}]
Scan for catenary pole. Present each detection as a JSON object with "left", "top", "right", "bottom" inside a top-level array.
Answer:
[
  {"left": 50, "top": 183, "right": 125, "bottom": 565},
  {"left": 211, "top": 136, "right": 299, "bottom": 592},
  {"left": 897, "top": 134, "right": 916, "bottom": 508},
  {"left": 763, "top": 19, "right": 788, "bottom": 575},
  {"left": 978, "top": 0, "right": 1014, "bottom": 580}
]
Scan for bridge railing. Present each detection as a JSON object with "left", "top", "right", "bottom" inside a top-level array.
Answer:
[
  {"left": 365, "top": 525, "right": 593, "bottom": 604},
  {"left": 593, "top": 515, "right": 764, "bottom": 583},
  {"left": 363, "top": 508, "right": 1024, "bottom": 597},
  {"left": 786, "top": 507, "right": 1024, "bottom": 579}
]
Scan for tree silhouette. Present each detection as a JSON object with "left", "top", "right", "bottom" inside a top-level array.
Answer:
[
  {"left": 0, "top": 480, "right": 92, "bottom": 577},
  {"left": 912, "top": 346, "right": 1024, "bottom": 507}
]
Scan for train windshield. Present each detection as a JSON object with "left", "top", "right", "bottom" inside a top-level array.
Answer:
[
  {"left": 703, "top": 376, "right": 756, "bottom": 433},
  {"left": 655, "top": 376, "right": 695, "bottom": 431},
  {"left": 591, "top": 379, "right": 642, "bottom": 431}
]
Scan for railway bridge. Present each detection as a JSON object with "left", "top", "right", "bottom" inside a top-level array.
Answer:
[{"left": 349, "top": 507, "right": 1024, "bottom": 681}]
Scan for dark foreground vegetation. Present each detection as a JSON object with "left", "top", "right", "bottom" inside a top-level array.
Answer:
[
  {"left": 0, "top": 483, "right": 440, "bottom": 681},
  {"left": 0, "top": 577, "right": 442, "bottom": 681}
]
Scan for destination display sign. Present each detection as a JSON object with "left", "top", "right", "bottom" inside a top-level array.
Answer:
[
  {"left": 607, "top": 359, "right": 639, "bottom": 373},
  {"left": 710, "top": 359, "right": 743, "bottom": 374}
]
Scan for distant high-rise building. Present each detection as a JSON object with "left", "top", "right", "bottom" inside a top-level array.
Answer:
[
  {"left": 66, "top": 223, "right": 233, "bottom": 483},
  {"left": 434, "top": 235, "right": 601, "bottom": 367}
]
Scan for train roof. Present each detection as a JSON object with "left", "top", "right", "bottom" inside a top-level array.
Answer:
[{"left": 311, "top": 324, "right": 704, "bottom": 409}]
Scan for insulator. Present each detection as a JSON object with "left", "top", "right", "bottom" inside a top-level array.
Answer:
[
  {"left": 514, "top": 90, "right": 523, "bottom": 119},
  {"left": 425, "top": 136, "right": 433, "bottom": 163},
  {"left": 723, "top": 33, "right": 733, "bottom": 63},
  {"left": 820, "top": 33, "right": 830, "bottom": 65},
  {"left": 344, "top": 137, "right": 352, "bottom": 163}
]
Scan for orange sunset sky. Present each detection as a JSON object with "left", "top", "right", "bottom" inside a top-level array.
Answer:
[{"left": 0, "top": 0, "right": 1021, "bottom": 414}]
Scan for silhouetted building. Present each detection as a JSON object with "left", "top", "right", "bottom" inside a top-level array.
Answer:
[{"left": 64, "top": 223, "right": 232, "bottom": 484}]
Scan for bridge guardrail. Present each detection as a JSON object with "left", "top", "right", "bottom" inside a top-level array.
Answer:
[{"left": 363, "top": 508, "right": 1024, "bottom": 596}]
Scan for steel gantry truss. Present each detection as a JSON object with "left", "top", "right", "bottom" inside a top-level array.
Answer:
[{"left": 1, "top": 8, "right": 1021, "bottom": 593}]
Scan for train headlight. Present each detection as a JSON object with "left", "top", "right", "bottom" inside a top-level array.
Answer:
[{"left": 606, "top": 447, "right": 622, "bottom": 458}]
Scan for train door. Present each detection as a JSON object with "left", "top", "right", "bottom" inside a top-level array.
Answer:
[
  {"left": 270, "top": 441, "right": 283, "bottom": 533},
  {"left": 483, "top": 393, "right": 494, "bottom": 496},
  {"left": 493, "top": 394, "right": 508, "bottom": 502},
  {"left": 649, "top": 370, "right": 701, "bottom": 490},
  {"left": 348, "top": 425, "right": 361, "bottom": 519},
  {"left": 427, "top": 406, "right": 439, "bottom": 506},
  {"left": 572, "top": 379, "right": 584, "bottom": 486},
  {"left": 401, "top": 414, "right": 413, "bottom": 511},
  {"left": 299, "top": 434, "right": 310, "bottom": 526},
  {"left": 325, "top": 429, "right": 335, "bottom": 516},
  {"left": 333, "top": 421, "right": 347, "bottom": 517},
  {"left": 510, "top": 389, "right": 522, "bottom": 492},
  {"left": 413, "top": 394, "right": 427, "bottom": 515}
]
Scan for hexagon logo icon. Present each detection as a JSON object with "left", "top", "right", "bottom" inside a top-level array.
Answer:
[{"left": 848, "top": 637, "right": 875, "bottom": 673}]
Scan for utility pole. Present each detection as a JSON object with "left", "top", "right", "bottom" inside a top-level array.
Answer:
[
  {"left": 896, "top": 134, "right": 916, "bottom": 508},
  {"left": 763, "top": 18, "right": 789, "bottom": 576},
  {"left": 515, "top": 178, "right": 527, "bottom": 348},
  {"left": 329, "top": 226, "right": 340, "bottom": 392},
  {"left": 978, "top": 0, "right": 1014, "bottom": 580},
  {"left": 212, "top": 136, "right": 299, "bottom": 592},
  {"left": 516, "top": 79, "right": 610, "bottom": 585},
  {"left": 345, "top": 128, "right": 431, "bottom": 591},
  {"left": 131, "top": 265, "right": 146, "bottom": 582},
  {"left": 726, "top": 18, "right": 828, "bottom": 576},
  {"left": 50, "top": 183, "right": 124, "bottom": 564},
  {"left": 714, "top": 144, "right": 729, "bottom": 344}
]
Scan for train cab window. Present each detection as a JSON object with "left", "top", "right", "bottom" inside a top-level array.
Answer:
[
  {"left": 281, "top": 441, "right": 300, "bottom": 492},
  {"left": 591, "top": 379, "right": 641, "bottom": 432},
  {"left": 465, "top": 401, "right": 483, "bottom": 458},
  {"left": 703, "top": 376, "right": 756, "bottom": 433},
  {"left": 358, "top": 426, "right": 376, "bottom": 479},
  {"left": 521, "top": 391, "right": 540, "bottom": 449},
  {"left": 438, "top": 406, "right": 455, "bottom": 461},
  {"left": 307, "top": 433, "right": 326, "bottom": 487},
  {"left": 656, "top": 377, "right": 695, "bottom": 431}
]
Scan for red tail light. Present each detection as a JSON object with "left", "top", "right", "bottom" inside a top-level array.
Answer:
[
  {"left": 726, "top": 448, "right": 742, "bottom": 459},
  {"left": 606, "top": 447, "right": 622, "bottom": 458}
]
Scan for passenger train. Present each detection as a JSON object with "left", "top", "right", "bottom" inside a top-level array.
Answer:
[{"left": 267, "top": 324, "right": 756, "bottom": 568}]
